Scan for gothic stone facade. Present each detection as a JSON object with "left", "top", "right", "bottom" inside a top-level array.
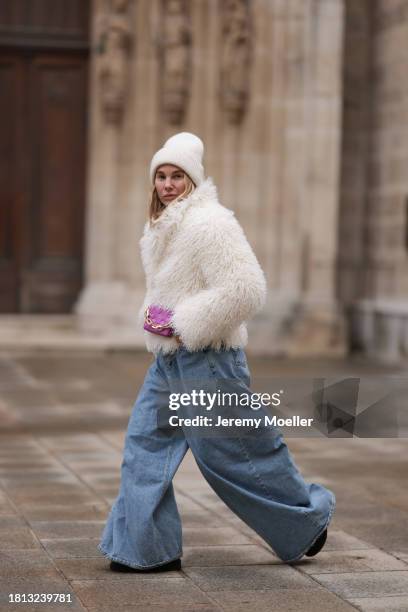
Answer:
[
  {"left": 3, "top": 0, "right": 407, "bottom": 360},
  {"left": 77, "top": 0, "right": 408, "bottom": 360}
]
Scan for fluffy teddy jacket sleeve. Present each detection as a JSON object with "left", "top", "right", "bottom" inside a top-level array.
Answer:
[{"left": 139, "top": 178, "right": 267, "bottom": 355}]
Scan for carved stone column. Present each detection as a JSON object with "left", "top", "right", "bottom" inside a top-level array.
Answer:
[
  {"left": 220, "top": 0, "right": 252, "bottom": 124},
  {"left": 75, "top": 0, "right": 142, "bottom": 339},
  {"left": 157, "top": 0, "right": 192, "bottom": 124},
  {"left": 98, "top": 0, "right": 133, "bottom": 124},
  {"left": 286, "top": 0, "right": 346, "bottom": 356}
]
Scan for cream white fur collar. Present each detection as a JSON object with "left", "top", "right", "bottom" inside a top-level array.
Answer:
[
  {"left": 149, "top": 176, "right": 217, "bottom": 229},
  {"left": 140, "top": 177, "right": 219, "bottom": 272}
]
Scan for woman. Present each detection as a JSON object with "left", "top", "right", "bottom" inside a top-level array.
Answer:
[{"left": 98, "top": 132, "right": 335, "bottom": 572}]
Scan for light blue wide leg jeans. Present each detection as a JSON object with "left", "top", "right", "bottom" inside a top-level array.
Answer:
[{"left": 98, "top": 346, "right": 335, "bottom": 568}]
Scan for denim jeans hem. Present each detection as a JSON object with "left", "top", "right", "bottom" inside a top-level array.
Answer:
[
  {"left": 97, "top": 543, "right": 183, "bottom": 570},
  {"left": 284, "top": 491, "right": 336, "bottom": 564},
  {"left": 98, "top": 347, "right": 336, "bottom": 571}
]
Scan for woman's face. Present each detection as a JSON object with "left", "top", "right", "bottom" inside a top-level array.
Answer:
[{"left": 155, "top": 165, "right": 186, "bottom": 205}]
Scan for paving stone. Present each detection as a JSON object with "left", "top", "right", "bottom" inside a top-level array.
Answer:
[
  {"left": 98, "top": 431, "right": 126, "bottom": 450},
  {"left": 179, "top": 510, "right": 227, "bottom": 528},
  {"left": 39, "top": 434, "right": 109, "bottom": 451},
  {"left": 17, "top": 502, "right": 108, "bottom": 521},
  {"left": 15, "top": 355, "right": 112, "bottom": 383},
  {"left": 72, "top": 474, "right": 120, "bottom": 486},
  {"left": 6, "top": 490, "right": 99, "bottom": 506},
  {"left": 322, "top": 530, "right": 375, "bottom": 551},
  {"left": 183, "top": 527, "right": 253, "bottom": 547},
  {"left": 52, "top": 388, "right": 114, "bottom": 404},
  {"left": 0, "top": 448, "right": 44, "bottom": 458},
  {"left": 5, "top": 416, "right": 127, "bottom": 434},
  {"left": 90, "top": 487, "right": 120, "bottom": 498},
  {"left": 86, "top": 606, "right": 220, "bottom": 612},
  {"left": 71, "top": 577, "right": 215, "bottom": 608},
  {"left": 183, "top": 545, "right": 278, "bottom": 567},
  {"left": 0, "top": 516, "right": 39, "bottom": 550},
  {"left": 16, "top": 355, "right": 145, "bottom": 403},
  {"left": 0, "top": 490, "right": 15, "bottom": 515},
  {"left": 58, "top": 458, "right": 121, "bottom": 470},
  {"left": 0, "top": 550, "right": 61, "bottom": 578},
  {"left": 0, "top": 356, "right": 33, "bottom": 385},
  {"left": 179, "top": 485, "right": 219, "bottom": 499},
  {"left": 59, "top": 459, "right": 119, "bottom": 469},
  {"left": 333, "top": 492, "right": 407, "bottom": 524},
  {"left": 0, "top": 531, "right": 40, "bottom": 550},
  {"left": 4, "top": 479, "right": 90, "bottom": 491},
  {"left": 1, "top": 481, "right": 84, "bottom": 498},
  {"left": 392, "top": 551, "right": 408, "bottom": 563},
  {"left": 57, "top": 557, "right": 185, "bottom": 580},
  {"left": 298, "top": 549, "right": 407, "bottom": 574},
  {"left": 0, "top": 436, "right": 40, "bottom": 451},
  {"left": 0, "top": 471, "right": 73, "bottom": 483},
  {"left": 29, "top": 520, "right": 105, "bottom": 540},
  {"left": 0, "top": 388, "right": 56, "bottom": 409},
  {"left": 348, "top": 596, "right": 408, "bottom": 611},
  {"left": 102, "top": 496, "right": 117, "bottom": 505},
  {"left": 213, "top": 517, "right": 278, "bottom": 548},
  {"left": 41, "top": 538, "right": 104, "bottom": 559},
  {"left": 0, "top": 459, "right": 55, "bottom": 469},
  {"left": 174, "top": 496, "right": 208, "bottom": 513},
  {"left": 207, "top": 588, "right": 357, "bottom": 611},
  {"left": 337, "top": 522, "right": 408, "bottom": 554},
  {"left": 183, "top": 565, "right": 319, "bottom": 592},
  {"left": 311, "top": 570, "right": 408, "bottom": 598}
]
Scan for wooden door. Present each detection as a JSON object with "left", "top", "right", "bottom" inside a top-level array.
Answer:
[{"left": 0, "top": 1, "right": 90, "bottom": 313}]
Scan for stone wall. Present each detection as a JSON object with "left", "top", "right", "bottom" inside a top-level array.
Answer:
[
  {"left": 76, "top": 0, "right": 346, "bottom": 356},
  {"left": 342, "top": 0, "right": 408, "bottom": 360},
  {"left": 338, "top": 0, "right": 371, "bottom": 306}
]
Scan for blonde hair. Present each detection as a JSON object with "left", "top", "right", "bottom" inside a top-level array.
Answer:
[{"left": 148, "top": 172, "right": 195, "bottom": 223}]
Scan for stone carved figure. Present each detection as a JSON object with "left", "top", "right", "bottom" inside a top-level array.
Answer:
[
  {"left": 159, "top": 0, "right": 192, "bottom": 124},
  {"left": 220, "top": 0, "right": 252, "bottom": 124},
  {"left": 98, "top": 0, "right": 133, "bottom": 124}
]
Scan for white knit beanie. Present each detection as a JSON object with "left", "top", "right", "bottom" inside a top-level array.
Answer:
[{"left": 149, "top": 132, "right": 205, "bottom": 186}]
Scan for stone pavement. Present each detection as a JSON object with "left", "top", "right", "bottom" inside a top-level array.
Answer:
[{"left": 0, "top": 349, "right": 407, "bottom": 612}]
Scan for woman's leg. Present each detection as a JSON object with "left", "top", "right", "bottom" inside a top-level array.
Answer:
[
  {"left": 173, "top": 347, "right": 335, "bottom": 564},
  {"left": 98, "top": 355, "right": 189, "bottom": 569}
]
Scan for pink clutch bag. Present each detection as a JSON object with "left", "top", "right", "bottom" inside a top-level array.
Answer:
[{"left": 143, "top": 305, "right": 174, "bottom": 337}]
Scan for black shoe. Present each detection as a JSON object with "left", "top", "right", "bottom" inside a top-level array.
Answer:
[
  {"left": 305, "top": 529, "right": 327, "bottom": 557},
  {"left": 109, "top": 558, "right": 181, "bottom": 573}
]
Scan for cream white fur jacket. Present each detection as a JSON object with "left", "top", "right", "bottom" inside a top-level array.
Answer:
[{"left": 138, "top": 177, "right": 267, "bottom": 355}]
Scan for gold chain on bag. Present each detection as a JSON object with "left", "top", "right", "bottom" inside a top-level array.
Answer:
[{"left": 144, "top": 307, "right": 173, "bottom": 330}]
